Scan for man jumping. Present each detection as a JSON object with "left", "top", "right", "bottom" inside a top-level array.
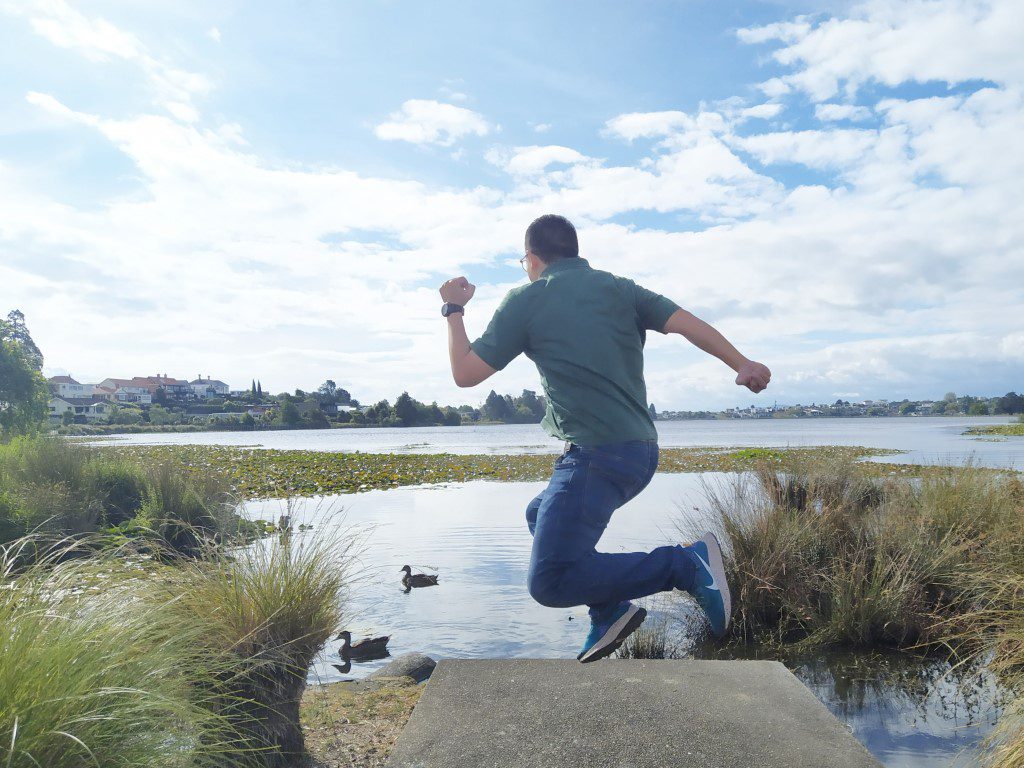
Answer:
[{"left": 440, "top": 214, "right": 771, "bottom": 662}]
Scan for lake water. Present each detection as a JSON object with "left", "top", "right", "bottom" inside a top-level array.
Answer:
[
  {"left": 245, "top": 472, "right": 1001, "bottom": 768},
  {"left": 97, "top": 416, "right": 1022, "bottom": 469},
  {"left": 103, "top": 417, "right": 1019, "bottom": 765}
]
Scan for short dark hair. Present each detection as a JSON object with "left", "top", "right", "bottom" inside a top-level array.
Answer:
[{"left": 525, "top": 214, "right": 578, "bottom": 263}]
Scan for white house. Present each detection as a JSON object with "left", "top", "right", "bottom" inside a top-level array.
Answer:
[
  {"left": 48, "top": 375, "right": 93, "bottom": 399},
  {"left": 49, "top": 396, "right": 110, "bottom": 423},
  {"left": 190, "top": 376, "right": 231, "bottom": 399}
]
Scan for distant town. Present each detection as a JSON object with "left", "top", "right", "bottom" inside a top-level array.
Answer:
[{"left": 45, "top": 371, "right": 1024, "bottom": 434}]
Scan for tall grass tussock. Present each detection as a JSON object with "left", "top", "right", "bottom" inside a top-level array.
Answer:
[
  {"left": 1, "top": 522, "right": 354, "bottom": 767},
  {"left": 0, "top": 435, "right": 255, "bottom": 554},
  {"left": 674, "top": 456, "right": 1023, "bottom": 650}
]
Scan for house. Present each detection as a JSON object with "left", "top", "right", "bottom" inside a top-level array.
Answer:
[
  {"left": 247, "top": 405, "right": 274, "bottom": 416},
  {"left": 189, "top": 376, "right": 231, "bottom": 399},
  {"left": 49, "top": 396, "right": 110, "bottom": 423},
  {"left": 48, "top": 375, "right": 93, "bottom": 399},
  {"left": 135, "top": 374, "right": 191, "bottom": 399},
  {"left": 96, "top": 378, "right": 153, "bottom": 405}
]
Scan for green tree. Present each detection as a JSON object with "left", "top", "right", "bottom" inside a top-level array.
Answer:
[
  {"left": 441, "top": 406, "right": 462, "bottom": 426},
  {"left": 898, "top": 402, "right": 916, "bottom": 415},
  {"left": 394, "top": 392, "right": 419, "bottom": 427},
  {"left": 0, "top": 317, "right": 48, "bottom": 439},
  {"left": 648, "top": 402, "right": 658, "bottom": 420},
  {"left": 279, "top": 400, "right": 301, "bottom": 426},
  {"left": 943, "top": 391, "right": 957, "bottom": 403},
  {"left": 483, "top": 390, "right": 513, "bottom": 422},
  {"left": 2, "top": 310, "right": 43, "bottom": 370},
  {"left": 61, "top": 410, "right": 75, "bottom": 426},
  {"left": 968, "top": 401, "right": 990, "bottom": 416}
]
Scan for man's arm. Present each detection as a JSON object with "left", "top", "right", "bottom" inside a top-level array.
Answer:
[
  {"left": 446, "top": 312, "right": 497, "bottom": 388},
  {"left": 663, "top": 308, "right": 771, "bottom": 393},
  {"left": 440, "top": 276, "right": 497, "bottom": 388}
]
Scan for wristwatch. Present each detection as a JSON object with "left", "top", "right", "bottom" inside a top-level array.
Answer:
[{"left": 441, "top": 302, "right": 464, "bottom": 317}]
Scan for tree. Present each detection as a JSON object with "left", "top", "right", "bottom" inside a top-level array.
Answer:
[
  {"left": 61, "top": 410, "right": 75, "bottom": 427},
  {"left": 0, "top": 317, "right": 48, "bottom": 438},
  {"left": 995, "top": 392, "right": 1024, "bottom": 415},
  {"left": 394, "top": 392, "right": 419, "bottom": 427},
  {"left": 898, "top": 402, "right": 916, "bottom": 415},
  {"left": 251, "top": 379, "right": 257, "bottom": 396},
  {"left": 441, "top": 406, "right": 462, "bottom": 426},
  {"left": 969, "top": 401, "right": 990, "bottom": 416},
  {"left": 2, "top": 310, "right": 43, "bottom": 370},
  {"left": 152, "top": 386, "right": 169, "bottom": 406},
  {"left": 648, "top": 402, "right": 658, "bottom": 420},
  {"left": 483, "top": 390, "right": 513, "bottom": 421},
  {"left": 279, "top": 400, "right": 301, "bottom": 426},
  {"left": 943, "top": 392, "right": 957, "bottom": 403},
  {"left": 256, "top": 380, "right": 263, "bottom": 398}
]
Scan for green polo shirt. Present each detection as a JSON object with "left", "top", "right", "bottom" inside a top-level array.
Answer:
[{"left": 469, "top": 256, "right": 680, "bottom": 447}]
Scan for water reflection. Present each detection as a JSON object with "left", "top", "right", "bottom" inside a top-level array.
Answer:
[
  {"left": 716, "top": 647, "right": 1001, "bottom": 768},
  {"left": 242, "top": 475, "right": 1002, "bottom": 767}
]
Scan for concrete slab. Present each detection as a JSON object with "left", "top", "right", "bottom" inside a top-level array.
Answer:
[{"left": 385, "top": 659, "right": 881, "bottom": 768}]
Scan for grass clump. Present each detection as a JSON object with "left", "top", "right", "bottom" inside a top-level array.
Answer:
[
  {"left": 0, "top": 435, "right": 257, "bottom": 555},
  {"left": 155, "top": 522, "right": 356, "bottom": 766},
  {"left": 0, "top": 539, "right": 239, "bottom": 768},
  {"left": 674, "top": 456, "right": 1022, "bottom": 650},
  {"left": 0, "top": 522, "right": 354, "bottom": 767}
]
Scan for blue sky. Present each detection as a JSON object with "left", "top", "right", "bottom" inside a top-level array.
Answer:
[{"left": 1, "top": 0, "right": 1021, "bottom": 410}]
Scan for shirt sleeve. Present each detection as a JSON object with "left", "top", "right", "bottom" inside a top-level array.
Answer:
[
  {"left": 469, "top": 288, "right": 529, "bottom": 370},
  {"left": 632, "top": 280, "right": 681, "bottom": 333}
]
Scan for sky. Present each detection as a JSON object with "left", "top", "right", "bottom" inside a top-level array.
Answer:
[{"left": 1, "top": 0, "right": 1021, "bottom": 411}]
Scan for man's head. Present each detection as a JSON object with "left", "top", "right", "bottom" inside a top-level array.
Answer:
[{"left": 523, "top": 214, "right": 578, "bottom": 282}]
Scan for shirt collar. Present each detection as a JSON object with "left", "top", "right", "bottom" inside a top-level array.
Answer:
[{"left": 540, "top": 257, "right": 589, "bottom": 277}]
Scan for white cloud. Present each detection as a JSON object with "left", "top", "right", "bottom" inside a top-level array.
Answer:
[
  {"left": 485, "top": 145, "right": 591, "bottom": 176},
  {"left": 740, "top": 0, "right": 1024, "bottom": 101},
  {"left": 815, "top": 103, "right": 872, "bottom": 121},
  {"left": 532, "top": 122, "right": 552, "bottom": 133},
  {"left": 207, "top": 26, "right": 221, "bottom": 43},
  {"left": 374, "top": 99, "right": 491, "bottom": 146},
  {"left": 732, "top": 128, "right": 877, "bottom": 168},
  {"left": 4, "top": 0, "right": 211, "bottom": 120}
]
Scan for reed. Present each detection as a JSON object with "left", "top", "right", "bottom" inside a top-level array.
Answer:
[{"left": 673, "top": 456, "right": 1021, "bottom": 650}]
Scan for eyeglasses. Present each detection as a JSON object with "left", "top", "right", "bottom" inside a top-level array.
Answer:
[{"left": 519, "top": 252, "right": 529, "bottom": 271}]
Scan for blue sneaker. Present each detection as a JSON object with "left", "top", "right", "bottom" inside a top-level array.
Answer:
[
  {"left": 576, "top": 601, "right": 647, "bottom": 663},
  {"left": 685, "top": 532, "right": 732, "bottom": 638}
]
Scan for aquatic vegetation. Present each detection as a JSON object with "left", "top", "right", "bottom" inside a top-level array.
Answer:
[
  {"left": 109, "top": 443, "right": 907, "bottom": 500},
  {"left": 673, "top": 456, "right": 1023, "bottom": 650},
  {"left": 966, "top": 422, "right": 1024, "bottom": 437}
]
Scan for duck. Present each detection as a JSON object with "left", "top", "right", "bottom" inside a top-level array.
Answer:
[
  {"left": 401, "top": 564, "right": 439, "bottom": 589},
  {"left": 335, "top": 630, "right": 391, "bottom": 660}
]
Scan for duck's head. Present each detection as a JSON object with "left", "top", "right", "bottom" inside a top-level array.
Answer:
[
  {"left": 400, "top": 565, "right": 412, "bottom": 574},
  {"left": 336, "top": 630, "right": 352, "bottom": 642}
]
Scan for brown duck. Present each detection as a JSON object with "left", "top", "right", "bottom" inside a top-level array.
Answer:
[
  {"left": 335, "top": 630, "right": 391, "bottom": 660},
  {"left": 401, "top": 564, "right": 439, "bottom": 588}
]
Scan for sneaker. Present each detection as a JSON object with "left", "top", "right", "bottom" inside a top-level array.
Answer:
[
  {"left": 685, "top": 532, "right": 732, "bottom": 638},
  {"left": 577, "top": 601, "right": 647, "bottom": 663}
]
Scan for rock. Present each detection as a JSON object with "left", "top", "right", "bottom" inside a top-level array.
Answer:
[{"left": 366, "top": 652, "right": 436, "bottom": 683}]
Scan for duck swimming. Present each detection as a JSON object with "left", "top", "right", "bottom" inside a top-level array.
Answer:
[
  {"left": 401, "top": 564, "right": 439, "bottom": 588},
  {"left": 335, "top": 630, "right": 391, "bottom": 660}
]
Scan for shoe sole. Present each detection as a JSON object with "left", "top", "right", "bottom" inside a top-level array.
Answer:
[
  {"left": 700, "top": 532, "right": 732, "bottom": 636},
  {"left": 577, "top": 604, "right": 647, "bottom": 663}
]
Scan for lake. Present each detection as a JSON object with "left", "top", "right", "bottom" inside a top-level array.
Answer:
[
  {"left": 105, "top": 417, "right": 1018, "bottom": 766},
  {"left": 96, "top": 416, "right": 1022, "bottom": 469},
  {"left": 246, "top": 472, "right": 1001, "bottom": 768}
]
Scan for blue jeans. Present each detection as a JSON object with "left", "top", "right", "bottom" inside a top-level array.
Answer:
[{"left": 525, "top": 439, "right": 697, "bottom": 621}]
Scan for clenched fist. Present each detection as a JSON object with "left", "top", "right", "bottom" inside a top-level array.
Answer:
[
  {"left": 736, "top": 360, "right": 771, "bottom": 393},
  {"left": 440, "top": 276, "right": 476, "bottom": 305}
]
